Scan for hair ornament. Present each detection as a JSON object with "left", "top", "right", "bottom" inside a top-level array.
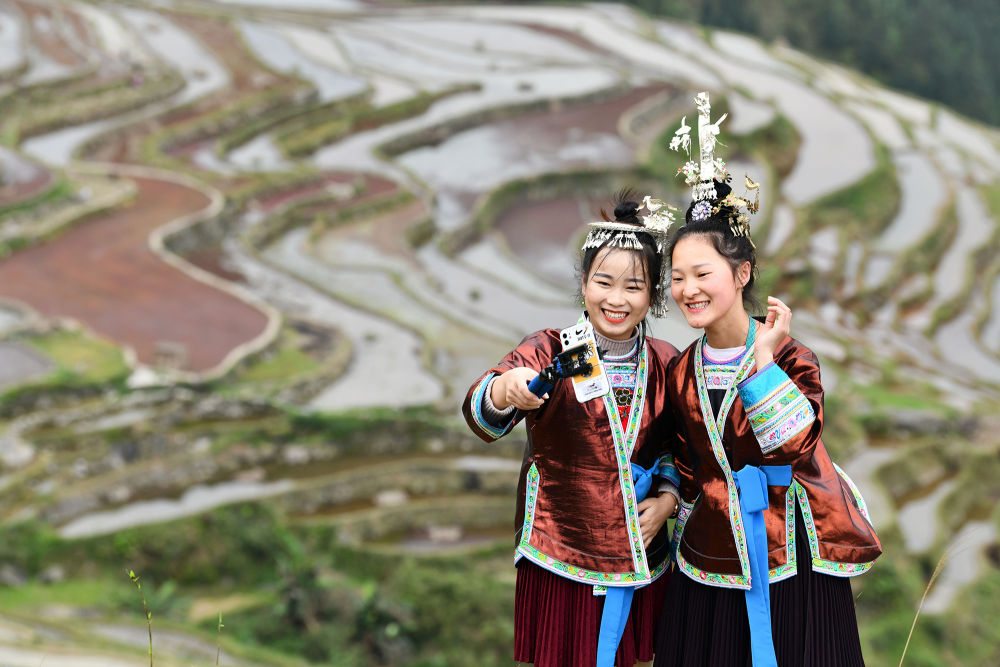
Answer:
[
  {"left": 581, "top": 194, "right": 678, "bottom": 317},
  {"left": 639, "top": 195, "right": 675, "bottom": 236},
  {"left": 692, "top": 201, "right": 712, "bottom": 221},
  {"left": 669, "top": 91, "right": 761, "bottom": 247},
  {"left": 582, "top": 195, "right": 678, "bottom": 253}
]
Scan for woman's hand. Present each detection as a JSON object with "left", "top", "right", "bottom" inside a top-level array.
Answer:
[
  {"left": 491, "top": 366, "right": 546, "bottom": 411},
  {"left": 754, "top": 296, "right": 791, "bottom": 369},
  {"left": 638, "top": 492, "right": 678, "bottom": 548}
]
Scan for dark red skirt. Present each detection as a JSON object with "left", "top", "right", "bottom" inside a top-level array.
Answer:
[
  {"left": 653, "top": 507, "right": 866, "bottom": 666},
  {"left": 514, "top": 559, "right": 668, "bottom": 667}
]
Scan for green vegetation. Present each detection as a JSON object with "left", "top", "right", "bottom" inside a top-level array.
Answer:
[
  {"left": 224, "top": 322, "right": 351, "bottom": 402},
  {"left": 137, "top": 83, "right": 314, "bottom": 176},
  {"left": 616, "top": 0, "right": 1000, "bottom": 126},
  {"left": 6, "top": 71, "right": 184, "bottom": 143},
  {"left": 377, "top": 82, "right": 629, "bottom": 159},
  {"left": 245, "top": 188, "right": 414, "bottom": 249},
  {"left": 724, "top": 113, "right": 801, "bottom": 180},
  {"left": 851, "top": 200, "right": 959, "bottom": 322},
  {"left": 973, "top": 184, "right": 1000, "bottom": 339},
  {"left": 0, "top": 329, "right": 129, "bottom": 418},
  {"left": 403, "top": 217, "right": 437, "bottom": 249},
  {"left": 875, "top": 440, "right": 964, "bottom": 502},
  {"left": 938, "top": 449, "right": 1000, "bottom": 527},
  {"left": 0, "top": 504, "right": 516, "bottom": 666},
  {"left": 240, "top": 345, "right": 317, "bottom": 385},
  {"left": 277, "top": 86, "right": 479, "bottom": 158},
  {"left": 854, "top": 531, "right": 944, "bottom": 667},
  {"left": 799, "top": 144, "right": 899, "bottom": 240},
  {"left": 25, "top": 329, "right": 130, "bottom": 386},
  {"left": 0, "top": 176, "right": 73, "bottom": 220}
]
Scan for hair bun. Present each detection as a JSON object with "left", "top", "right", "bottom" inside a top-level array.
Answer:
[
  {"left": 713, "top": 180, "right": 733, "bottom": 199},
  {"left": 614, "top": 201, "right": 641, "bottom": 224}
]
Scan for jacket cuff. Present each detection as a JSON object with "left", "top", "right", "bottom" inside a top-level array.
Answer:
[
  {"left": 654, "top": 454, "right": 681, "bottom": 488},
  {"left": 470, "top": 374, "right": 516, "bottom": 437},
  {"left": 737, "top": 361, "right": 815, "bottom": 453}
]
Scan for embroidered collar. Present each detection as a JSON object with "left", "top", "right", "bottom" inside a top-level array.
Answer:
[{"left": 684, "top": 316, "right": 758, "bottom": 587}]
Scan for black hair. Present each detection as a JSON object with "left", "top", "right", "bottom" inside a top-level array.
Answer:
[
  {"left": 579, "top": 193, "right": 667, "bottom": 321},
  {"left": 667, "top": 179, "right": 761, "bottom": 313}
]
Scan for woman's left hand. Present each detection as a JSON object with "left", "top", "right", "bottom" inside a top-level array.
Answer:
[
  {"left": 754, "top": 296, "right": 791, "bottom": 369},
  {"left": 638, "top": 492, "right": 678, "bottom": 548}
]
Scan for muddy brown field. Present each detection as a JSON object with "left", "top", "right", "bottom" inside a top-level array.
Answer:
[{"left": 0, "top": 176, "right": 269, "bottom": 372}]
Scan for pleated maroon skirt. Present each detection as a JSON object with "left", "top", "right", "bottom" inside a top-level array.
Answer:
[
  {"left": 515, "top": 559, "right": 669, "bottom": 667},
  {"left": 653, "top": 506, "right": 866, "bottom": 666}
]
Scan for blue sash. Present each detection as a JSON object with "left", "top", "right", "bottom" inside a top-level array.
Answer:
[
  {"left": 595, "top": 462, "right": 655, "bottom": 667},
  {"left": 734, "top": 464, "right": 792, "bottom": 667}
]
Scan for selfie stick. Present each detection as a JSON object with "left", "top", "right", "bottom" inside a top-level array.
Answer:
[{"left": 526, "top": 344, "right": 593, "bottom": 397}]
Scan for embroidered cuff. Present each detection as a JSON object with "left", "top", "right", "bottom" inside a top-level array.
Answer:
[
  {"left": 654, "top": 454, "right": 681, "bottom": 488},
  {"left": 481, "top": 375, "right": 517, "bottom": 425},
  {"left": 737, "top": 362, "right": 815, "bottom": 454},
  {"left": 470, "top": 374, "right": 516, "bottom": 439}
]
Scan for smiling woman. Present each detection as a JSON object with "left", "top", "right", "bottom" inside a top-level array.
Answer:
[
  {"left": 461, "top": 193, "right": 683, "bottom": 667},
  {"left": 582, "top": 246, "right": 650, "bottom": 338},
  {"left": 652, "top": 93, "right": 881, "bottom": 667},
  {"left": 581, "top": 201, "right": 662, "bottom": 341}
]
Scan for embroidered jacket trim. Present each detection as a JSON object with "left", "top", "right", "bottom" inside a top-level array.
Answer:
[
  {"left": 737, "top": 361, "right": 816, "bottom": 454},
  {"left": 680, "top": 323, "right": 760, "bottom": 590},
  {"left": 512, "top": 343, "right": 664, "bottom": 586},
  {"left": 469, "top": 373, "right": 515, "bottom": 439},
  {"left": 794, "top": 480, "right": 876, "bottom": 577}
]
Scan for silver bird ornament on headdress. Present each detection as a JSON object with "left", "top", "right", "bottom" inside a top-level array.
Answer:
[
  {"left": 668, "top": 92, "right": 762, "bottom": 244},
  {"left": 669, "top": 116, "right": 692, "bottom": 154}
]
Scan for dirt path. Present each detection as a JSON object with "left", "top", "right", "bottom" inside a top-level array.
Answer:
[{"left": 0, "top": 176, "right": 269, "bottom": 372}]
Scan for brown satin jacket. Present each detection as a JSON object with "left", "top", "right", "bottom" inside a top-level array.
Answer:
[
  {"left": 667, "top": 333, "right": 882, "bottom": 589},
  {"left": 462, "top": 329, "right": 680, "bottom": 587}
]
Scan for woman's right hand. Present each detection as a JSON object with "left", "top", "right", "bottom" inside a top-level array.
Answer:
[
  {"left": 754, "top": 296, "right": 791, "bottom": 369},
  {"left": 491, "top": 367, "right": 546, "bottom": 411}
]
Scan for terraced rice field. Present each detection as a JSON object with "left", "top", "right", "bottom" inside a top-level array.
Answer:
[{"left": 0, "top": 0, "right": 996, "bottom": 663}]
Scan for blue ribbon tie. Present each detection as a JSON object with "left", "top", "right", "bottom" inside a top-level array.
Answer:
[
  {"left": 734, "top": 464, "right": 792, "bottom": 667},
  {"left": 630, "top": 462, "right": 654, "bottom": 503},
  {"left": 595, "top": 463, "right": 655, "bottom": 667}
]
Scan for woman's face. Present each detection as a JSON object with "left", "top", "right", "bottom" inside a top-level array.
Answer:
[
  {"left": 670, "top": 234, "right": 749, "bottom": 332},
  {"left": 581, "top": 247, "right": 651, "bottom": 341}
]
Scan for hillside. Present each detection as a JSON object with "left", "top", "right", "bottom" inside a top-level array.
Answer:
[{"left": 0, "top": 1, "right": 996, "bottom": 664}]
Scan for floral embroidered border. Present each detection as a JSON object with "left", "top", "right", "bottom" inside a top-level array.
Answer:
[
  {"left": 602, "top": 343, "right": 650, "bottom": 577},
  {"left": 683, "top": 320, "right": 759, "bottom": 590},
  {"left": 738, "top": 362, "right": 815, "bottom": 454},
  {"left": 833, "top": 462, "right": 872, "bottom": 522},
  {"left": 514, "top": 346, "right": 661, "bottom": 586},
  {"left": 768, "top": 484, "right": 799, "bottom": 582},
  {"left": 795, "top": 482, "right": 875, "bottom": 578},
  {"left": 469, "top": 373, "right": 514, "bottom": 439}
]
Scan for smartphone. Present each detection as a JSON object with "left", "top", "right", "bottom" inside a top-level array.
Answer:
[{"left": 559, "top": 321, "right": 610, "bottom": 402}]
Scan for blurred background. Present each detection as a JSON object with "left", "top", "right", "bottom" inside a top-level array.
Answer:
[{"left": 0, "top": 0, "right": 997, "bottom": 664}]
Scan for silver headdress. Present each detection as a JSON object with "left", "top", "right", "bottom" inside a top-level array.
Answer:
[
  {"left": 581, "top": 195, "right": 677, "bottom": 252},
  {"left": 581, "top": 195, "right": 678, "bottom": 317},
  {"left": 669, "top": 92, "right": 760, "bottom": 246}
]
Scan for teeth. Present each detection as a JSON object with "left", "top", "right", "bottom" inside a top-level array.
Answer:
[
  {"left": 604, "top": 310, "right": 628, "bottom": 321},
  {"left": 687, "top": 301, "right": 709, "bottom": 311}
]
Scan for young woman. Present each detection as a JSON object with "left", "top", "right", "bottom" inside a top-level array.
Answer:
[
  {"left": 652, "top": 178, "right": 882, "bottom": 664},
  {"left": 462, "top": 197, "right": 682, "bottom": 667}
]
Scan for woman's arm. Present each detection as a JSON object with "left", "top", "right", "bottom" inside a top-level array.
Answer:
[
  {"left": 738, "top": 304, "right": 823, "bottom": 464},
  {"left": 462, "top": 330, "right": 557, "bottom": 442}
]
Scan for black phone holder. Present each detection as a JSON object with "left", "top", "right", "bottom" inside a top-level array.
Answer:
[{"left": 527, "top": 343, "right": 594, "bottom": 397}]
